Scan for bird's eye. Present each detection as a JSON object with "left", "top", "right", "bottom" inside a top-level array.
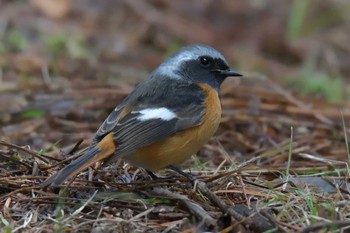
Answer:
[{"left": 199, "top": 56, "right": 212, "bottom": 68}]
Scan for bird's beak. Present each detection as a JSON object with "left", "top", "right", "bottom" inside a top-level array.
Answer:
[{"left": 218, "top": 68, "right": 242, "bottom": 77}]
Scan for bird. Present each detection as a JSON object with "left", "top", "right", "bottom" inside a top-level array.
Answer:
[{"left": 41, "top": 44, "right": 242, "bottom": 187}]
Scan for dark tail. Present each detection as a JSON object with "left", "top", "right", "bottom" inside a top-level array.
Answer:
[{"left": 41, "top": 133, "right": 116, "bottom": 187}]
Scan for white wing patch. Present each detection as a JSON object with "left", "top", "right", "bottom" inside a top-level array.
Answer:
[{"left": 137, "top": 108, "right": 177, "bottom": 121}]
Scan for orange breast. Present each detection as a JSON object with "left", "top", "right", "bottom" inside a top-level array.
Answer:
[{"left": 125, "top": 83, "right": 222, "bottom": 171}]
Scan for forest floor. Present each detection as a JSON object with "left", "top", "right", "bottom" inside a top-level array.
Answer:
[{"left": 1, "top": 1, "right": 350, "bottom": 232}]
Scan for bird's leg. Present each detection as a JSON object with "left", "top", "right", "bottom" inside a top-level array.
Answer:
[
  {"left": 167, "top": 165, "right": 197, "bottom": 183},
  {"left": 146, "top": 170, "right": 159, "bottom": 180}
]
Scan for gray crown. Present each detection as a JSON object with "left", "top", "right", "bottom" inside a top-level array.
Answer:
[{"left": 154, "top": 44, "right": 228, "bottom": 79}]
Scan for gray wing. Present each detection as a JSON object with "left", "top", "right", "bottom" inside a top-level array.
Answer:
[
  {"left": 90, "top": 102, "right": 128, "bottom": 148},
  {"left": 94, "top": 79, "right": 207, "bottom": 165},
  {"left": 102, "top": 104, "right": 205, "bottom": 165}
]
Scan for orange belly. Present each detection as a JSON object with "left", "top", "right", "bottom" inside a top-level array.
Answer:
[{"left": 125, "top": 83, "right": 222, "bottom": 171}]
